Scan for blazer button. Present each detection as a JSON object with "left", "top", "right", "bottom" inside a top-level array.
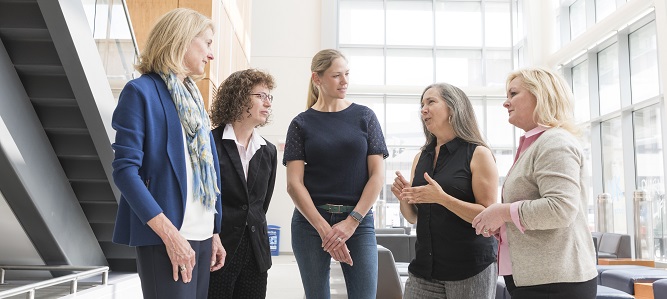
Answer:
[
  {"left": 242, "top": 205, "right": 248, "bottom": 210},
  {"left": 251, "top": 226, "right": 256, "bottom": 232}
]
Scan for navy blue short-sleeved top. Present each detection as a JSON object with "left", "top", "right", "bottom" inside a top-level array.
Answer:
[{"left": 283, "top": 103, "right": 389, "bottom": 206}]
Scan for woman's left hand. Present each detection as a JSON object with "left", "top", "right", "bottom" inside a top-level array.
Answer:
[
  {"left": 472, "top": 203, "right": 511, "bottom": 237},
  {"left": 322, "top": 218, "right": 358, "bottom": 252},
  {"left": 210, "top": 234, "right": 226, "bottom": 271},
  {"left": 401, "top": 173, "right": 448, "bottom": 205}
]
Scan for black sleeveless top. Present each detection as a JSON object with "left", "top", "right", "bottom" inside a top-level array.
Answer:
[{"left": 408, "top": 138, "right": 497, "bottom": 281}]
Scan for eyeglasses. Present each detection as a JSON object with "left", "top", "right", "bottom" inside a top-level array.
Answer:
[{"left": 250, "top": 92, "right": 273, "bottom": 103}]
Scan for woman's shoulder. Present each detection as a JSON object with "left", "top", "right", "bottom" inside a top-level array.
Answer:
[
  {"left": 535, "top": 128, "right": 583, "bottom": 157},
  {"left": 540, "top": 128, "right": 580, "bottom": 146}
]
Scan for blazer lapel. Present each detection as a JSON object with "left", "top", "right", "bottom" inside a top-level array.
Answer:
[
  {"left": 150, "top": 73, "right": 187, "bottom": 202},
  {"left": 246, "top": 145, "right": 266, "bottom": 195},
  {"left": 221, "top": 139, "right": 248, "bottom": 189}
]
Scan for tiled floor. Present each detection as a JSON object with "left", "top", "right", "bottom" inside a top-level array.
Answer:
[{"left": 267, "top": 253, "right": 347, "bottom": 299}]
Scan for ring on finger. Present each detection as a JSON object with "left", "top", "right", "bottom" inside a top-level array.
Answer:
[
  {"left": 336, "top": 237, "right": 343, "bottom": 242},
  {"left": 483, "top": 228, "right": 489, "bottom": 234},
  {"left": 179, "top": 265, "right": 186, "bottom": 272}
]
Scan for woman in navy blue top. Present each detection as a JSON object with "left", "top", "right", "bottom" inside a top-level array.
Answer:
[
  {"left": 391, "top": 83, "right": 498, "bottom": 299},
  {"left": 283, "top": 49, "right": 388, "bottom": 299}
]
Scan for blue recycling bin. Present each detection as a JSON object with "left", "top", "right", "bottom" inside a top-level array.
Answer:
[{"left": 268, "top": 225, "right": 280, "bottom": 256}]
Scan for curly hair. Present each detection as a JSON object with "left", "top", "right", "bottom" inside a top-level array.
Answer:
[{"left": 211, "top": 69, "right": 276, "bottom": 128}]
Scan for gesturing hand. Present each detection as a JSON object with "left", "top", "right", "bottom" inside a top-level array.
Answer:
[
  {"left": 391, "top": 171, "right": 410, "bottom": 201},
  {"left": 401, "top": 173, "right": 447, "bottom": 205}
]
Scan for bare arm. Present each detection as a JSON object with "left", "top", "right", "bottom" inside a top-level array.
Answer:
[
  {"left": 438, "top": 146, "right": 498, "bottom": 223},
  {"left": 401, "top": 146, "right": 498, "bottom": 224}
]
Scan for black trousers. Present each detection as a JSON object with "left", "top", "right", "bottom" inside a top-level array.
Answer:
[
  {"left": 504, "top": 275, "right": 597, "bottom": 299},
  {"left": 136, "top": 237, "right": 212, "bottom": 299},
  {"left": 208, "top": 229, "right": 268, "bottom": 299}
]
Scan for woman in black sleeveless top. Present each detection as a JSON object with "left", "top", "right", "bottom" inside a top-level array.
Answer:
[{"left": 391, "top": 83, "right": 499, "bottom": 299}]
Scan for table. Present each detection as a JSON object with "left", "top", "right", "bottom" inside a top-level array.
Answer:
[
  {"left": 635, "top": 282, "right": 654, "bottom": 299},
  {"left": 598, "top": 258, "right": 655, "bottom": 267}
]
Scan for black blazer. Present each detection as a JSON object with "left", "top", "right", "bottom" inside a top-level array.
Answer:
[{"left": 212, "top": 126, "right": 277, "bottom": 273}]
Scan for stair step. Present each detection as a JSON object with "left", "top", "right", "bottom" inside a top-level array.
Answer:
[
  {"left": 59, "top": 157, "right": 107, "bottom": 181},
  {"left": 100, "top": 242, "right": 136, "bottom": 259},
  {"left": 34, "top": 105, "right": 86, "bottom": 130},
  {"left": 107, "top": 258, "right": 137, "bottom": 272},
  {"left": 0, "top": 1, "right": 46, "bottom": 30},
  {"left": 90, "top": 223, "right": 115, "bottom": 242},
  {"left": 47, "top": 132, "right": 98, "bottom": 158},
  {"left": 4, "top": 39, "right": 60, "bottom": 66},
  {"left": 0, "top": 27, "right": 51, "bottom": 41},
  {"left": 71, "top": 181, "right": 116, "bottom": 203},
  {"left": 80, "top": 201, "right": 117, "bottom": 224},
  {"left": 19, "top": 74, "right": 74, "bottom": 99}
]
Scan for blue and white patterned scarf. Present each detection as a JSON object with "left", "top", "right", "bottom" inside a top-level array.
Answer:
[{"left": 160, "top": 72, "right": 219, "bottom": 212}]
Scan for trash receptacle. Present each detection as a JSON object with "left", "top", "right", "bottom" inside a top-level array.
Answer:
[{"left": 268, "top": 225, "right": 280, "bottom": 256}]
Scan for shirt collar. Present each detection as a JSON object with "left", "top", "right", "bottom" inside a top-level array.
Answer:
[
  {"left": 426, "top": 137, "right": 462, "bottom": 154},
  {"left": 524, "top": 125, "right": 549, "bottom": 138},
  {"left": 222, "top": 124, "right": 266, "bottom": 147}
]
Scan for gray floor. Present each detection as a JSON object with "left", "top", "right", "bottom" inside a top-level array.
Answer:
[{"left": 267, "top": 253, "right": 347, "bottom": 299}]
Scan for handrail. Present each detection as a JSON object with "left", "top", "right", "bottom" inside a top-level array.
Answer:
[
  {"left": 0, "top": 266, "right": 109, "bottom": 299},
  {"left": 119, "top": 0, "right": 140, "bottom": 67}
]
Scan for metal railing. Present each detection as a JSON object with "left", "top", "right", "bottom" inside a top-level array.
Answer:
[{"left": 0, "top": 265, "right": 108, "bottom": 299}]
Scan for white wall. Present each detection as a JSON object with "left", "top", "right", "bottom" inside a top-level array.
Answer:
[{"left": 250, "top": 0, "right": 324, "bottom": 253}]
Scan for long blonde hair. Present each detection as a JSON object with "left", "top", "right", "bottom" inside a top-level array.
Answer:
[
  {"left": 306, "top": 49, "right": 347, "bottom": 109},
  {"left": 136, "top": 8, "right": 214, "bottom": 78},
  {"left": 506, "top": 67, "right": 579, "bottom": 135},
  {"left": 421, "top": 83, "right": 490, "bottom": 150}
]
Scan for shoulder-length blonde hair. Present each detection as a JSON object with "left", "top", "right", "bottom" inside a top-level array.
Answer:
[
  {"left": 421, "top": 83, "right": 490, "bottom": 151},
  {"left": 506, "top": 67, "right": 580, "bottom": 135},
  {"left": 136, "top": 8, "right": 214, "bottom": 78},
  {"left": 306, "top": 49, "right": 346, "bottom": 109}
]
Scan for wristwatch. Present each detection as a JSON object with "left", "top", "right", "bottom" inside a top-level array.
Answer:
[{"left": 349, "top": 211, "right": 364, "bottom": 223}]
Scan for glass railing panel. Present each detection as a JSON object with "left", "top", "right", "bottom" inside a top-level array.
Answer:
[{"left": 81, "top": 0, "right": 139, "bottom": 100}]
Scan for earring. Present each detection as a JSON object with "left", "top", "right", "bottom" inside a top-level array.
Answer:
[{"left": 448, "top": 116, "right": 452, "bottom": 124}]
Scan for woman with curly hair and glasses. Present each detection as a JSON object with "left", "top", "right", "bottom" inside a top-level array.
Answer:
[{"left": 208, "top": 69, "right": 278, "bottom": 299}]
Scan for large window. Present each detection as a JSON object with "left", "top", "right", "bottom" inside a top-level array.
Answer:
[
  {"left": 572, "top": 60, "right": 590, "bottom": 123},
  {"left": 338, "top": 0, "right": 514, "bottom": 229},
  {"left": 601, "top": 117, "right": 626, "bottom": 234},
  {"left": 629, "top": 21, "right": 660, "bottom": 103},
  {"left": 633, "top": 105, "right": 665, "bottom": 259},
  {"left": 569, "top": 0, "right": 586, "bottom": 39},
  {"left": 598, "top": 44, "right": 621, "bottom": 116}
]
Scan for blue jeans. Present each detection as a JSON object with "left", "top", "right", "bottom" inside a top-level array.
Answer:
[{"left": 291, "top": 208, "right": 378, "bottom": 299}]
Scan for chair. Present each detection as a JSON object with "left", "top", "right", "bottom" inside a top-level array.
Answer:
[
  {"left": 375, "top": 228, "right": 408, "bottom": 235},
  {"left": 654, "top": 278, "right": 667, "bottom": 299},
  {"left": 600, "top": 268, "right": 667, "bottom": 295},
  {"left": 596, "top": 285, "right": 634, "bottom": 299},
  {"left": 598, "top": 233, "right": 632, "bottom": 258},
  {"left": 376, "top": 234, "right": 412, "bottom": 263},
  {"left": 376, "top": 245, "right": 403, "bottom": 299},
  {"left": 596, "top": 265, "right": 651, "bottom": 284}
]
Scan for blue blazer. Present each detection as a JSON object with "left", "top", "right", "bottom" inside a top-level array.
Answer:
[{"left": 111, "top": 73, "right": 222, "bottom": 246}]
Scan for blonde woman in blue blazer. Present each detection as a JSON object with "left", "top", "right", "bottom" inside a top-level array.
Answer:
[{"left": 111, "top": 8, "right": 225, "bottom": 299}]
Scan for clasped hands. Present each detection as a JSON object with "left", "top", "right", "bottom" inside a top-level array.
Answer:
[{"left": 321, "top": 218, "right": 357, "bottom": 266}]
